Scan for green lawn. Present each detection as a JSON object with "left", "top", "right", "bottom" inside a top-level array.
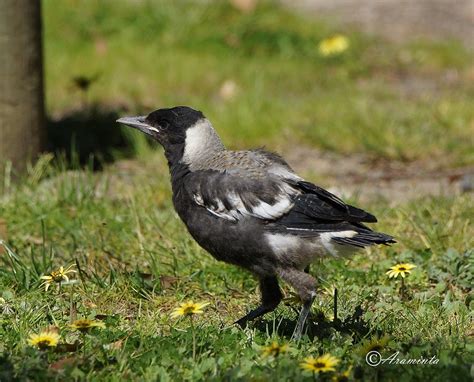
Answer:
[
  {"left": 1, "top": 156, "right": 472, "bottom": 381},
  {"left": 0, "top": 0, "right": 473, "bottom": 380},
  {"left": 43, "top": 0, "right": 474, "bottom": 165}
]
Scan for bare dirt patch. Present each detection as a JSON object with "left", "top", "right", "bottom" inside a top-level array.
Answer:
[
  {"left": 100, "top": 148, "right": 473, "bottom": 206},
  {"left": 283, "top": 145, "right": 474, "bottom": 204},
  {"left": 281, "top": 0, "right": 474, "bottom": 49}
]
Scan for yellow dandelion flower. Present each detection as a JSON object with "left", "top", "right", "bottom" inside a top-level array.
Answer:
[
  {"left": 300, "top": 353, "right": 340, "bottom": 373},
  {"left": 318, "top": 34, "right": 349, "bottom": 57},
  {"left": 69, "top": 319, "right": 106, "bottom": 333},
  {"left": 386, "top": 263, "right": 416, "bottom": 279},
  {"left": 261, "top": 341, "right": 289, "bottom": 357},
  {"left": 170, "top": 301, "right": 209, "bottom": 318},
  {"left": 40, "top": 264, "right": 76, "bottom": 291},
  {"left": 332, "top": 366, "right": 352, "bottom": 382},
  {"left": 358, "top": 335, "right": 390, "bottom": 355},
  {"left": 28, "top": 330, "right": 60, "bottom": 350}
]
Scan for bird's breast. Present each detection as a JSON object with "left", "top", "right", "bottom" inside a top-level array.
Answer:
[{"left": 172, "top": 191, "right": 278, "bottom": 274}]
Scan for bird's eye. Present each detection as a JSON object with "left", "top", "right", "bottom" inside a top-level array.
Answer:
[{"left": 160, "top": 121, "right": 170, "bottom": 131}]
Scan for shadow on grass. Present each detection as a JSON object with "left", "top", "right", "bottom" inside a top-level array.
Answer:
[
  {"left": 47, "top": 104, "right": 144, "bottom": 170},
  {"left": 253, "top": 305, "right": 370, "bottom": 341}
]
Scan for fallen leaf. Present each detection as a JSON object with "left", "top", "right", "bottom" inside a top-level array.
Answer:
[
  {"left": 83, "top": 300, "right": 97, "bottom": 309},
  {"left": 219, "top": 80, "right": 238, "bottom": 101},
  {"left": 46, "top": 325, "right": 60, "bottom": 334},
  {"left": 138, "top": 272, "right": 153, "bottom": 280},
  {"left": 24, "top": 235, "right": 43, "bottom": 245},
  {"left": 56, "top": 341, "right": 81, "bottom": 353},
  {"left": 160, "top": 275, "right": 179, "bottom": 289},
  {"left": 49, "top": 356, "right": 77, "bottom": 370},
  {"left": 105, "top": 339, "right": 123, "bottom": 350},
  {"left": 94, "top": 37, "right": 108, "bottom": 56},
  {"left": 230, "top": 0, "right": 257, "bottom": 13}
]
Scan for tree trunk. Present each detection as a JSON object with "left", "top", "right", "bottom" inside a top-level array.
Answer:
[{"left": 0, "top": 0, "right": 45, "bottom": 179}]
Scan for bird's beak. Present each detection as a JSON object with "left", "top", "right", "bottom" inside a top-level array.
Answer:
[{"left": 116, "top": 116, "right": 159, "bottom": 136}]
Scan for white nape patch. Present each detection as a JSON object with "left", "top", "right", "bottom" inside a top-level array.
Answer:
[
  {"left": 182, "top": 119, "right": 225, "bottom": 165},
  {"left": 250, "top": 196, "right": 293, "bottom": 220},
  {"left": 320, "top": 230, "right": 357, "bottom": 256},
  {"left": 265, "top": 233, "right": 301, "bottom": 257}
]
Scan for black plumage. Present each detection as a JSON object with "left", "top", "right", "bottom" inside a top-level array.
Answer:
[{"left": 117, "top": 106, "right": 395, "bottom": 338}]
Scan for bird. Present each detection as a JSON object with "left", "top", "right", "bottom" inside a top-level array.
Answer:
[{"left": 117, "top": 106, "right": 395, "bottom": 338}]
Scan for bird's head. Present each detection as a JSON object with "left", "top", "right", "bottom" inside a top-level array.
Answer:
[{"left": 117, "top": 106, "right": 224, "bottom": 166}]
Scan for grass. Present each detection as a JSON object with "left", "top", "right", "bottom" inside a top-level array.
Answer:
[
  {"left": 42, "top": 0, "right": 474, "bottom": 165},
  {"left": 0, "top": 156, "right": 472, "bottom": 381},
  {"left": 0, "top": 0, "right": 472, "bottom": 380}
]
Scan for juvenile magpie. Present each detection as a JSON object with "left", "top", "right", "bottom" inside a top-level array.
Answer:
[{"left": 117, "top": 106, "right": 395, "bottom": 338}]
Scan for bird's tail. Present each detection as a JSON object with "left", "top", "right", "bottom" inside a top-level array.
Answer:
[{"left": 332, "top": 229, "right": 396, "bottom": 248}]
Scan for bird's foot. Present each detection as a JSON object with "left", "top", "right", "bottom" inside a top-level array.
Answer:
[
  {"left": 234, "top": 305, "right": 269, "bottom": 328},
  {"left": 291, "top": 295, "right": 315, "bottom": 340},
  {"left": 234, "top": 317, "right": 248, "bottom": 328}
]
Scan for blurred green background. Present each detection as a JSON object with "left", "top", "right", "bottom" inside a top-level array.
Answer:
[{"left": 43, "top": 0, "right": 473, "bottom": 166}]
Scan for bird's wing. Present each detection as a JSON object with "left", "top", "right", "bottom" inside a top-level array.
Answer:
[
  {"left": 281, "top": 179, "right": 377, "bottom": 225},
  {"left": 185, "top": 168, "right": 298, "bottom": 222},
  {"left": 186, "top": 149, "right": 376, "bottom": 226},
  {"left": 254, "top": 149, "right": 377, "bottom": 224}
]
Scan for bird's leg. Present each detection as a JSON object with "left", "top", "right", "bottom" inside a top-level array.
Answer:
[
  {"left": 277, "top": 267, "right": 317, "bottom": 340},
  {"left": 235, "top": 276, "right": 282, "bottom": 328},
  {"left": 293, "top": 293, "right": 316, "bottom": 340}
]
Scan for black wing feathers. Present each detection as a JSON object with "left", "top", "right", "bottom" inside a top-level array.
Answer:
[
  {"left": 333, "top": 230, "right": 396, "bottom": 247},
  {"left": 296, "top": 181, "right": 347, "bottom": 208},
  {"left": 287, "top": 180, "right": 377, "bottom": 223},
  {"left": 272, "top": 179, "right": 395, "bottom": 245}
]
